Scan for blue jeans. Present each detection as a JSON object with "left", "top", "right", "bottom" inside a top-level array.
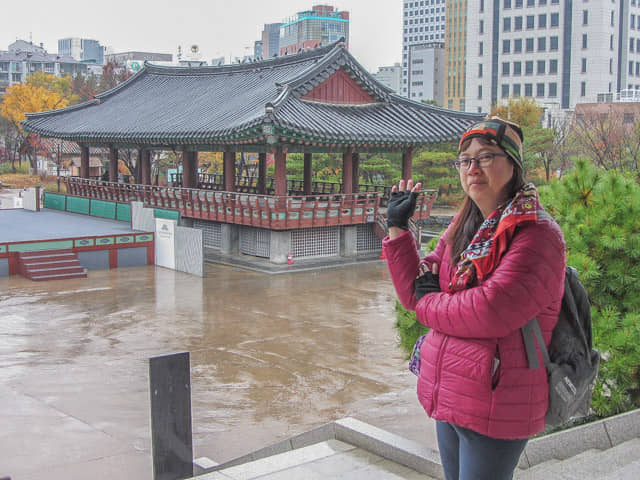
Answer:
[{"left": 436, "top": 421, "right": 528, "bottom": 480}]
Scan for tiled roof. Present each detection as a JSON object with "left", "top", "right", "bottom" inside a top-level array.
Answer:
[
  {"left": 22, "top": 41, "right": 483, "bottom": 148},
  {"left": 39, "top": 138, "right": 109, "bottom": 155}
]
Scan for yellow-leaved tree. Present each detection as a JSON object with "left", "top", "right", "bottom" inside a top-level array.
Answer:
[
  {"left": 491, "top": 97, "right": 555, "bottom": 180},
  {"left": 0, "top": 73, "right": 72, "bottom": 173}
]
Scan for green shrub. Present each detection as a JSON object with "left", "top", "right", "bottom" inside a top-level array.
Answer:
[
  {"left": 394, "top": 236, "right": 438, "bottom": 357},
  {"left": 541, "top": 159, "right": 640, "bottom": 417},
  {"left": 0, "top": 162, "right": 29, "bottom": 174}
]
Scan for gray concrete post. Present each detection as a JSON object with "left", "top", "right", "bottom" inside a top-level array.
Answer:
[
  {"left": 340, "top": 225, "right": 358, "bottom": 257},
  {"left": 149, "top": 352, "right": 193, "bottom": 480},
  {"left": 270, "top": 230, "right": 291, "bottom": 264},
  {"left": 220, "top": 223, "right": 239, "bottom": 255}
]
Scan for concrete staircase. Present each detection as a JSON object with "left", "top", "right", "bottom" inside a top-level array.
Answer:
[
  {"left": 191, "top": 412, "right": 640, "bottom": 480},
  {"left": 17, "top": 249, "right": 87, "bottom": 281},
  {"left": 515, "top": 437, "right": 640, "bottom": 479}
]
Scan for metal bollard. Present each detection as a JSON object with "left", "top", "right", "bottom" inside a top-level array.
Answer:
[{"left": 149, "top": 352, "right": 193, "bottom": 480}]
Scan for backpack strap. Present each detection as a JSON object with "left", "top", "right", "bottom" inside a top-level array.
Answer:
[{"left": 522, "top": 318, "right": 551, "bottom": 370}]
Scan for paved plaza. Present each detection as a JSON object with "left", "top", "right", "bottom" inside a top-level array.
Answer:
[{"left": 0, "top": 262, "right": 435, "bottom": 480}]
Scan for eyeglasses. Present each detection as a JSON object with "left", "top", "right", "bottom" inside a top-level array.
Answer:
[{"left": 453, "top": 152, "right": 508, "bottom": 171}]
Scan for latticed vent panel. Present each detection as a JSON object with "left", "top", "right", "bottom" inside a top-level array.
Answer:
[
  {"left": 239, "top": 227, "right": 271, "bottom": 258},
  {"left": 356, "top": 224, "right": 382, "bottom": 253},
  {"left": 193, "top": 220, "right": 222, "bottom": 250},
  {"left": 291, "top": 227, "right": 339, "bottom": 259}
]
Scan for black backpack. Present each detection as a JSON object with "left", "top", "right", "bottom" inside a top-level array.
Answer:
[{"left": 521, "top": 266, "right": 600, "bottom": 427}]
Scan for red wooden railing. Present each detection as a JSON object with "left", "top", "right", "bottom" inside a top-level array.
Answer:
[
  {"left": 170, "top": 173, "right": 393, "bottom": 198},
  {"left": 64, "top": 177, "right": 437, "bottom": 230}
]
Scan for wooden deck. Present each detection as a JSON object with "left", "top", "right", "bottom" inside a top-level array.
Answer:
[{"left": 64, "top": 177, "right": 437, "bottom": 230}]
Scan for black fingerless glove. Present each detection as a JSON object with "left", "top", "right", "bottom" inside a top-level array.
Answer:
[
  {"left": 414, "top": 271, "right": 440, "bottom": 300},
  {"left": 386, "top": 190, "right": 418, "bottom": 229}
]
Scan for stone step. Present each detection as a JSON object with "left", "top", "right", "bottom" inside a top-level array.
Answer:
[
  {"left": 26, "top": 265, "right": 84, "bottom": 274},
  {"left": 22, "top": 259, "right": 81, "bottom": 270},
  {"left": 200, "top": 439, "right": 433, "bottom": 480},
  {"left": 30, "top": 270, "right": 87, "bottom": 281},
  {"left": 601, "top": 459, "right": 640, "bottom": 480},
  {"left": 17, "top": 249, "right": 87, "bottom": 281},
  {"left": 552, "top": 438, "right": 640, "bottom": 480},
  {"left": 516, "top": 438, "right": 640, "bottom": 480},
  {"left": 22, "top": 255, "right": 77, "bottom": 264},
  {"left": 515, "top": 458, "right": 564, "bottom": 480}
]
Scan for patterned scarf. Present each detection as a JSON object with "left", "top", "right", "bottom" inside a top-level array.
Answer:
[{"left": 447, "top": 183, "right": 540, "bottom": 293}]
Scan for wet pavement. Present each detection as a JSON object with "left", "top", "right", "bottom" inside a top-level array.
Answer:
[{"left": 0, "top": 262, "right": 437, "bottom": 480}]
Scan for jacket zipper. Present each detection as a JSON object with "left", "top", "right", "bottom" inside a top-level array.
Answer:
[{"left": 431, "top": 335, "right": 449, "bottom": 412}]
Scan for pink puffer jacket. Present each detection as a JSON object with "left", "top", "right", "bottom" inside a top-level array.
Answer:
[{"left": 383, "top": 213, "right": 565, "bottom": 439}]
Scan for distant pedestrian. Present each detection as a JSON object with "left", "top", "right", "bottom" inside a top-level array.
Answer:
[{"left": 383, "top": 117, "right": 566, "bottom": 480}]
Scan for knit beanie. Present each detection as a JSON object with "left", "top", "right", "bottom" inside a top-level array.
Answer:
[{"left": 459, "top": 116, "right": 524, "bottom": 172}]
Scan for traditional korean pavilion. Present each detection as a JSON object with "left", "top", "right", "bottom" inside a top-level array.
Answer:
[{"left": 22, "top": 40, "right": 482, "bottom": 264}]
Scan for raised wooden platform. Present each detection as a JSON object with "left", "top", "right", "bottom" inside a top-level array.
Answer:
[{"left": 63, "top": 177, "right": 437, "bottom": 231}]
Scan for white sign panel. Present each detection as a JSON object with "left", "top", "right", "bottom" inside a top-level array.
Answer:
[{"left": 155, "top": 218, "right": 176, "bottom": 269}]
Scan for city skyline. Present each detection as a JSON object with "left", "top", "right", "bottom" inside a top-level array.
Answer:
[{"left": 0, "top": 0, "right": 402, "bottom": 72}]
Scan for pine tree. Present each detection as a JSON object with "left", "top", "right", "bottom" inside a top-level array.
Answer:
[{"left": 541, "top": 159, "right": 640, "bottom": 416}]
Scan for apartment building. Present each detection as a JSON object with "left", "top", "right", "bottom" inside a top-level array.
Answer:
[
  {"left": 0, "top": 40, "right": 86, "bottom": 94},
  {"left": 464, "top": 0, "right": 623, "bottom": 113},
  {"left": 402, "top": 0, "right": 447, "bottom": 99},
  {"left": 373, "top": 63, "right": 402, "bottom": 93}
]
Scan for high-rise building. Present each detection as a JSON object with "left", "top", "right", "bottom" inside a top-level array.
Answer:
[
  {"left": 463, "top": 0, "right": 629, "bottom": 114},
  {"left": 444, "top": 0, "right": 467, "bottom": 111},
  {"left": 402, "top": 1, "right": 447, "bottom": 98},
  {"left": 58, "top": 37, "right": 105, "bottom": 64},
  {"left": 373, "top": 63, "right": 402, "bottom": 93},
  {"left": 280, "top": 5, "right": 349, "bottom": 56},
  {"left": 254, "top": 40, "right": 263, "bottom": 59},
  {"left": 261, "top": 23, "right": 282, "bottom": 59},
  {"left": 407, "top": 43, "right": 445, "bottom": 104}
]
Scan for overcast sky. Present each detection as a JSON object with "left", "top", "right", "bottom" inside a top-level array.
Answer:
[{"left": 1, "top": 0, "right": 403, "bottom": 72}]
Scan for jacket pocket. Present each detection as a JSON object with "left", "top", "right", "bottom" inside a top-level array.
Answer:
[{"left": 491, "top": 346, "right": 501, "bottom": 391}]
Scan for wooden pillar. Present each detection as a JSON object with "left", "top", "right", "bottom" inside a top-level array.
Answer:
[
  {"left": 223, "top": 150, "right": 236, "bottom": 192},
  {"left": 109, "top": 147, "right": 118, "bottom": 182},
  {"left": 257, "top": 152, "right": 267, "bottom": 194},
  {"left": 352, "top": 152, "right": 360, "bottom": 193},
  {"left": 402, "top": 148, "right": 414, "bottom": 181},
  {"left": 303, "top": 152, "right": 313, "bottom": 195},
  {"left": 135, "top": 148, "right": 143, "bottom": 184},
  {"left": 80, "top": 145, "right": 90, "bottom": 179},
  {"left": 274, "top": 148, "right": 287, "bottom": 196},
  {"left": 141, "top": 150, "right": 152, "bottom": 185},
  {"left": 182, "top": 150, "right": 198, "bottom": 189},
  {"left": 341, "top": 148, "right": 354, "bottom": 194}
]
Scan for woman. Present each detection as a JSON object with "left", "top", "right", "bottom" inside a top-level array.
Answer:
[{"left": 383, "top": 117, "right": 566, "bottom": 480}]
